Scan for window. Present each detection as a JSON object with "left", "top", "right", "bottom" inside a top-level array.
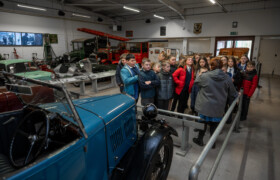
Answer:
[{"left": 215, "top": 37, "right": 254, "bottom": 59}]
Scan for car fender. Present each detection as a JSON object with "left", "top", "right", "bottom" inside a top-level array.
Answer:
[{"left": 110, "top": 123, "right": 177, "bottom": 180}]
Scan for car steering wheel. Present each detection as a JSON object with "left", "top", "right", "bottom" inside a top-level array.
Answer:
[{"left": 9, "top": 110, "right": 50, "bottom": 168}]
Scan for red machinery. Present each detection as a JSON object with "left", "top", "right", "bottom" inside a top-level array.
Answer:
[{"left": 77, "top": 28, "right": 149, "bottom": 64}]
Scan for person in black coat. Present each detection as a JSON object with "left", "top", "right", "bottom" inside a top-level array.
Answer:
[
  {"left": 169, "top": 55, "right": 177, "bottom": 74},
  {"left": 115, "top": 53, "right": 127, "bottom": 93}
]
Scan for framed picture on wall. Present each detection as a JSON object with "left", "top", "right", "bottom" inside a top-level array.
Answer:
[
  {"left": 49, "top": 34, "right": 58, "bottom": 44},
  {"left": 160, "top": 26, "right": 166, "bottom": 36},
  {"left": 232, "top": 21, "right": 238, "bottom": 28},
  {"left": 126, "top": 31, "right": 133, "bottom": 37}
]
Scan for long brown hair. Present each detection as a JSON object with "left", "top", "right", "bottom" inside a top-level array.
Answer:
[{"left": 196, "top": 57, "right": 210, "bottom": 71}]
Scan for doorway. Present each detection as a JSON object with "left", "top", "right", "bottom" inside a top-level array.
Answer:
[{"left": 258, "top": 38, "right": 280, "bottom": 76}]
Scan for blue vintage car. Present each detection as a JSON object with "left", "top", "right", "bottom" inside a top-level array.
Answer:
[{"left": 0, "top": 72, "right": 177, "bottom": 180}]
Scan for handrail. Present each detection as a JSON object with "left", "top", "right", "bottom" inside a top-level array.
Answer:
[
  {"left": 189, "top": 89, "right": 243, "bottom": 180},
  {"left": 137, "top": 105, "right": 203, "bottom": 121}
]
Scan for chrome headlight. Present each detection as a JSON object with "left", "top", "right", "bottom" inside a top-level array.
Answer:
[{"left": 51, "top": 73, "right": 55, "bottom": 79}]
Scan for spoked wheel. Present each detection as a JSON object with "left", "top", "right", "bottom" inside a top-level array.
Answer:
[
  {"left": 146, "top": 136, "right": 173, "bottom": 180},
  {"left": 9, "top": 110, "right": 50, "bottom": 168}
]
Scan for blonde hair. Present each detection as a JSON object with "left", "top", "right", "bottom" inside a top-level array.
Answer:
[
  {"left": 142, "top": 58, "right": 151, "bottom": 64},
  {"left": 120, "top": 53, "right": 127, "bottom": 60},
  {"left": 152, "top": 62, "right": 161, "bottom": 68}
]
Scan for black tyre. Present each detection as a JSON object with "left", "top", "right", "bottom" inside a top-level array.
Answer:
[{"left": 145, "top": 135, "right": 173, "bottom": 180}]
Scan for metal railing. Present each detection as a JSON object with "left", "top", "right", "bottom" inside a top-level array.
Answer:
[
  {"left": 137, "top": 105, "right": 205, "bottom": 156},
  {"left": 189, "top": 89, "right": 243, "bottom": 180}
]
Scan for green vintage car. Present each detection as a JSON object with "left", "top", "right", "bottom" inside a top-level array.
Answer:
[{"left": 0, "top": 59, "right": 53, "bottom": 81}]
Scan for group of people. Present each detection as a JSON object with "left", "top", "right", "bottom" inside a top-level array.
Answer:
[{"left": 115, "top": 52, "right": 258, "bottom": 148}]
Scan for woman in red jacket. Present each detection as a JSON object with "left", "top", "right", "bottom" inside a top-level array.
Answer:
[
  {"left": 241, "top": 61, "right": 258, "bottom": 121},
  {"left": 172, "top": 57, "right": 194, "bottom": 113}
]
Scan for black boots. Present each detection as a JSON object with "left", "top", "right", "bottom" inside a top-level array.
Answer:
[
  {"left": 193, "top": 131, "right": 204, "bottom": 146},
  {"left": 193, "top": 137, "right": 204, "bottom": 146}
]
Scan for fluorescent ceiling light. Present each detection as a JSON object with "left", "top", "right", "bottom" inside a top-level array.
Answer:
[
  {"left": 17, "top": 4, "right": 46, "bottom": 11},
  {"left": 154, "top": 14, "right": 164, "bottom": 20},
  {"left": 123, "top": 6, "right": 140, "bottom": 13},
  {"left": 72, "top": 13, "right": 91, "bottom": 18},
  {"left": 209, "top": 0, "right": 216, "bottom": 4}
]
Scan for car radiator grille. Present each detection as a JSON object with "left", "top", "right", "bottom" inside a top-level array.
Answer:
[{"left": 110, "top": 127, "right": 123, "bottom": 152}]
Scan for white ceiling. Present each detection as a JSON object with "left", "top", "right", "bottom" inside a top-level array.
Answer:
[{"left": 1, "top": 0, "right": 279, "bottom": 23}]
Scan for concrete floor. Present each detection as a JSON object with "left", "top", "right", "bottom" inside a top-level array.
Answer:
[{"left": 67, "top": 75, "right": 280, "bottom": 180}]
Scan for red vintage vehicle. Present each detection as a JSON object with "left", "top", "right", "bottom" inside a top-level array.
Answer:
[{"left": 77, "top": 28, "right": 149, "bottom": 65}]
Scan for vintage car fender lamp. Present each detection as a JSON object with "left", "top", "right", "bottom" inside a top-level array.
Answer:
[{"left": 143, "top": 103, "right": 158, "bottom": 119}]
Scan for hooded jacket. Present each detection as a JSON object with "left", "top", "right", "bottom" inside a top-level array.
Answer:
[
  {"left": 242, "top": 69, "right": 258, "bottom": 97},
  {"left": 194, "top": 69, "right": 238, "bottom": 118},
  {"left": 157, "top": 70, "right": 174, "bottom": 100}
]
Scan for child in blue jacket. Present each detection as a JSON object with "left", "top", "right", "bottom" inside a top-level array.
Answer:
[{"left": 120, "top": 54, "right": 140, "bottom": 102}]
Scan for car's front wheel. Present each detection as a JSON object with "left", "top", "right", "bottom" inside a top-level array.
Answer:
[{"left": 145, "top": 135, "right": 173, "bottom": 180}]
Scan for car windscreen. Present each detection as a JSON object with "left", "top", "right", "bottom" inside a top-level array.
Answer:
[
  {"left": 7, "top": 62, "right": 38, "bottom": 73},
  {"left": 6, "top": 79, "right": 77, "bottom": 125}
]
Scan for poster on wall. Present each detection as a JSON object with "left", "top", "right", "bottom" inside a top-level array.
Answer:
[
  {"left": 21, "top": 33, "right": 43, "bottom": 46},
  {"left": 193, "top": 23, "right": 202, "bottom": 34},
  {"left": 49, "top": 34, "right": 58, "bottom": 44},
  {"left": 0, "top": 31, "right": 43, "bottom": 46},
  {"left": 0, "top": 32, "right": 16, "bottom": 45},
  {"left": 15, "top": 32, "right": 22, "bottom": 45},
  {"left": 126, "top": 31, "right": 133, "bottom": 37}
]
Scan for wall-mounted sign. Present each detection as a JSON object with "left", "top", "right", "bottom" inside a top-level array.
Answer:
[
  {"left": 232, "top": 21, "right": 238, "bottom": 28},
  {"left": 193, "top": 23, "right": 202, "bottom": 34},
  {"left": 126, "top": 31, "right": 133, "bottom": 37},
  {"left": 160, "top": 26, "right": 166, "bottom": 36},
  {"left": 49, "top": 34, "right": 58, "bottom": 44},
  {"left": 230, "top": 31, "right": 238, "bottom": 35}
]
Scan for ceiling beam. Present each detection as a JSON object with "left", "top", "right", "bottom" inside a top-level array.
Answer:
[
  {"left": 65, "top": 3, "right": 163, "bottom": 7},
  {"left": 158, "top": 0, "right": 185, "bottom": 20},
  {"left": 216, "top": 0, "right": 228, "bottom": 13}
]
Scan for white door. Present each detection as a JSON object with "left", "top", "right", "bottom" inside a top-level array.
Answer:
[{"left": 258, "top": 39, "right": 280, "bottom": 75}]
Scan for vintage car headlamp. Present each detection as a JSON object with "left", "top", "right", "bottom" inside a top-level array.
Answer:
[
  {"left": 143, "top": 103, "right": 158, "bottom": 119},
  {"left": 9, "top": 66, "right": 15, "bottom": 73},
  {"left": 51, "top": 73, "right": 55, "bottom": 79},
  {"left": 79, "top": 62, "right": 84, "bottom": 68}
]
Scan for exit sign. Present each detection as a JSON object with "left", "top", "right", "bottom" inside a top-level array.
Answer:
[{"left": 230, "top": 31, "right": 238, "bottom": 35}]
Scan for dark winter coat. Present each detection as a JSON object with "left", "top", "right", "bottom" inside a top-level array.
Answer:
[
  {"left": 194, "top": 69, "right": 238, "bottom": 118},
  {"left": 242, "top": 69, "right": 258, "bottom": 97},
  {"left": 157, "top": 70, "right": 174, "bottom": 100},
  {"left": 116, "top": 63, "right": 124, "bottom": 85},
  {"left": 238, "top": 63, "right": 247, "bottom": 72},
  {"left": 139, "top": 70, "right": 160, "bottom": 99},
  {"left": 172, "top": 66, "right": 194, "bottom": 95},
  {"left": 232, "top": 67, "right": 243, "bottom": 89},
  {"left": 228, "top": 66, "right": 243, "bottom": 89},
  {"left": 170, "top": 64, "right": 177, "bottom": 74}
]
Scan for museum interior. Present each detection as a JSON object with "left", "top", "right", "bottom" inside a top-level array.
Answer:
[{"left": 0, "top": 0, "right": 280, "bottom": 180}]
